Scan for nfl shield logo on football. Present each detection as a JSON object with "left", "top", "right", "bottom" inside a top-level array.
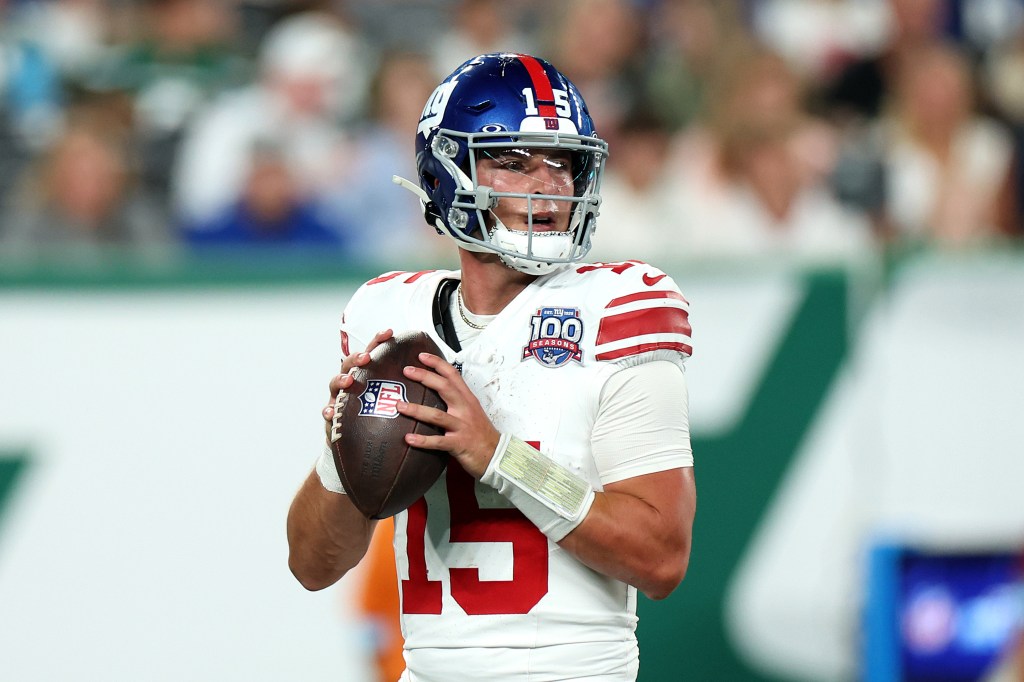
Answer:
[
  {"left": 523, "top": 307, "right": 584, "bottom": 368},
  {"left": 358, "top": 380, "right": 407, "bottom": 418}
]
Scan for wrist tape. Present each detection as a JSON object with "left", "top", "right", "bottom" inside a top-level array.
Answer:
[
  {"left": 480, "top": 434, "right": 595, "bottom": 542},
  {"left": 315, "top": 444, "right": 347, "bottom": 494}
]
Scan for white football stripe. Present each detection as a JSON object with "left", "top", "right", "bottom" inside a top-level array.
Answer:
[
  {"left": 594, "top": 331, "right": 693, "bottom": 354},
  {"left": 603, "top": 298, "right": 690, "bottom": 317}
]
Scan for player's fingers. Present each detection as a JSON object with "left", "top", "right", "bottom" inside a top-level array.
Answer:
[
  {"left": 396, "top": 401, "right": 456, "bottom": 431},
  {"left": 324, "top": 379, "right": 341, "bottom": 419},
  {"left": 328, "top": 373, "right": 358, "bottom": 398},
  {"left": 404, "top": 432, "right": 448, "bottom": 452},
  {"left": 341, "top": 351, "right": 372, "bottom": 373},
  {"left": 364, "top": 329, "right": 394, "bottom": 354},
  {"left": 323, "top": 399, "right": 334, "bottom": 436},
  {"left": 401, "top": 364, "right": 451, "bottom": 394},
  {"left": 323, "top": 392, "right": 341, "bottom": 421},
  {"left": 417, "top": 352, "right": 459, "bottom": 378},
  {"left": 340, "top": 353, "right": 363, "bottom": 373},
  {"left": 403, "top": 358, "right": 476, "bottom": 402},
  {"left": 340, "top": 330, "right": 393, "bottom": 372}
]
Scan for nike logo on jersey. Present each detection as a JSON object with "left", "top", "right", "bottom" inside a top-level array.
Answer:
[{"left": 642, "top": 273, "right": 667, "bottom": 286}]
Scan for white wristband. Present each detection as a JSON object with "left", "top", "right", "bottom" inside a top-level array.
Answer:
[
  {"left": 480, "top": 434, "right": 595, "bottom": 542},
  {"left": 315, "top": 444, "right": 347, "bottom": 494}
]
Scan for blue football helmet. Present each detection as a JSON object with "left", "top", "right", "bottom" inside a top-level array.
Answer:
[{"left": 394, "top": 53, "right": 608, "bottom": 275}]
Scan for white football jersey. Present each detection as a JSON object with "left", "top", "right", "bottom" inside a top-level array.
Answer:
[{"left": 340, "top": 261, "right": 692, "bottom": 682}]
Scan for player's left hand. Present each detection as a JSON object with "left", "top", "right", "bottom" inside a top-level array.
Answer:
[
  {"left": 396, "top": 352, "right": 500, "bottom": 480},
  {"left": 321, "top": 329, "right": 394, "bottom": 440}
]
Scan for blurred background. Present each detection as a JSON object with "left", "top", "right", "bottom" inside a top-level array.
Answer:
[{"left": 0, "top": 0, "right": 1022, "bottom": 680}]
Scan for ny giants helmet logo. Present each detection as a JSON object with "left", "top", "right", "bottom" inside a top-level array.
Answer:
[
  {"left": 523, "top": 307, "right": 584, "bottom": 368},
  {"left": 358, "top": 380, "right": 407, "bottom": 418},
  {"left": 418, "top": 79, "right": 458, "bottom": 137}
]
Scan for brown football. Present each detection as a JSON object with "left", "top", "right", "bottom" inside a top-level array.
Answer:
[{"left": 328, "top": 330, "right": 449, "bottom": 519}]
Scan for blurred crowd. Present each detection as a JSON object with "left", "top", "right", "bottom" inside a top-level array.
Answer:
[{"left": 0, "top": 0, "right": 1022, "bottom": 269}]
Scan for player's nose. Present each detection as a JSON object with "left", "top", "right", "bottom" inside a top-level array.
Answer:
[{"left": 527, "top": 166, "right": 569, "bottom": 196}]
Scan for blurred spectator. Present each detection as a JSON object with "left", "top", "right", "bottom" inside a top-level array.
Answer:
[
  {"left": 339, "top": 0, "right": 449, "bottom": 55},
  {"left": 0, "top": 9, "right": 69, "bottom": 152},
  {"left": 0, "top": 40, "right": 60, "bottom": 216},
  {"left": 184, "top": 139, "right": 350, "bottom": 248},
  {"left": 587, "top": 108, "right": 688, "bottom": 263},
  {"left": 871, "top": 41, "right": 1019, "bottom": 243},
  {"left": 325, "top": 51, "right": 451, "bottom": 266},
  {"left": 11, "top": 0, "right": 109, "bottom": 85},
  {"left": 958, "top": 0, "right": 1024, "bottom": 54},
  {"left": 429, "top": 0, "right": 536, "bottom": 76},
  {"left": 642, "top": 0, "right": 747, "bottom": 133},
  {"left": 0, "top": 104, "right": 171, "bottom": 263},
  {"left": 982, "top": 24, "right": 1024, "bottom": 236},
  {"left": 823, "top": 0, "right": 952, "bottom": 124},
  {"left": 0, "top": 0, "right": 1014, "bottom": 275},
  {"left": 983, "top": 27, "right": 1024, "bottom": 124},
  {"left": 750, "top": 0, "right": 890, "bottom": 84},
  {"left": 89, "top": 0, "right": 251, "bottom": 203},
  {"left": 0, "top": 1, "right": 97, "bottom": 208},
  {"left": 548, "top": 0, "right": 646, "bottom": 145},
  {"left": 171, "top": 10, "right": 370, "bottom": 240},
  {"left": 673, "top": 43, "right": 874, "bottom": 260}
]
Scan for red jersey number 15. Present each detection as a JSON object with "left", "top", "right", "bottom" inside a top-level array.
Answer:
[{"left": 401, "top": 442, "right": 548, "bottom": 615}]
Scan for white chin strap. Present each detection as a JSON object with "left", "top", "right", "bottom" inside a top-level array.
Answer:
[{"left": 489, "top": 220, "right": 572, "bottom": 275}]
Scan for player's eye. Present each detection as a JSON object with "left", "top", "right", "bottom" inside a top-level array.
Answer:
[{"left": 493, "top": 154, "right": 527, "bottom": 172}]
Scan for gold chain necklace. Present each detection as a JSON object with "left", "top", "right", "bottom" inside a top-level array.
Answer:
[{"left": 456, "top": 284, "right": 488, "bottom": 330}]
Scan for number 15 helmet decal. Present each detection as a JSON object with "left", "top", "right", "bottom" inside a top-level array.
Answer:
[{"left": 394, "top": 53, "right": 608, "bottom": 275}]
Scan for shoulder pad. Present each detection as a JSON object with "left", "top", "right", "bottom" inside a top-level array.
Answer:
[
  {"left": 341, "top": 269, "right": 452, "bottom": 355},
  {"left": 568, "top": 261, "right": 692, "bottom": 363},
  {"left": 362, "top": 269, "right": 443, "bottom": 288}
]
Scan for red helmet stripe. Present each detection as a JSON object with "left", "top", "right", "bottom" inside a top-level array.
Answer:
[{"left": 517, "top": 54, "right": 558, "bottom": 117}]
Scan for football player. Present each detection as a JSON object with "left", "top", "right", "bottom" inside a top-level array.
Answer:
[{"left": 288, "top": 53, "right": 696, "bottom": 681}]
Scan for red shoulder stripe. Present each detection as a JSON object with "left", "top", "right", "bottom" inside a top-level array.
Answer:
[
  {"left": 403, "top": 270, "right": 436, "bottom": 283},
  {"left": 365, "top": 270, "right": 436, "bottom": 286},
  {"left": 596, "top": 306, "right": 691, "bottom": 346},
  {"left": 365, "top": 271, "right": 406, "bottom": 285}
]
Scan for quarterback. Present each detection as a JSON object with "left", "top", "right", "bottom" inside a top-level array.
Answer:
[{"left": 287, "top": 53, "right": 696, "bottom": 681}]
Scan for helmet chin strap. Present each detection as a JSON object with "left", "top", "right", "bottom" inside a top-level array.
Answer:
[
  {"left": 392, "top": 175, "right": 429, "bottom": 202},
  {"left": 488, "top": 218, "right": 572, "bottom": 275},
  {"left": 393, "top": 175, "right": 492, "bottom": 254}
]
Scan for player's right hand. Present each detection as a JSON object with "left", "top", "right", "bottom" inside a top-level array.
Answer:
[{"left": 322, "top": 329, "right": 394, "bottom": 439}]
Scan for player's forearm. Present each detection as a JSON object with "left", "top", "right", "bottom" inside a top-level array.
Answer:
[
  {"left": 478, "top": 435, "right": 695, "bottom": 599},
  {"left": 287, "top": 470, "right": 377, "bottom": 591},
  {"left": 559, "top": 468, "right": 696, "bottom": 600}
]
